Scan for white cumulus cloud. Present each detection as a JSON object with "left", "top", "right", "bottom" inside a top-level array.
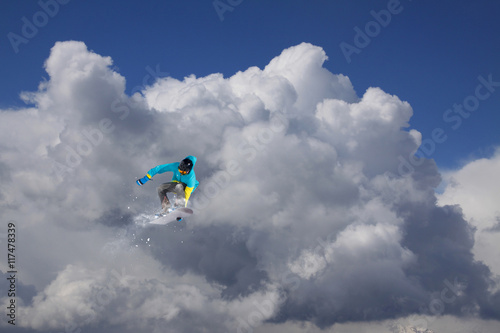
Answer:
[
  {"left": 0, "top": 41, "right": 499, "bottom": 333},
  {"left": 438, "top": 149, "right": 500, "bottom": 278}
]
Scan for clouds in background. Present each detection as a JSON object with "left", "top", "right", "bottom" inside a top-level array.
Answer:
[
  {"left": 438, "top": 150, "right": 500, "bottom": 280},
  {"left": 1, "top": 41, "right": 499, "bottom": 332}
]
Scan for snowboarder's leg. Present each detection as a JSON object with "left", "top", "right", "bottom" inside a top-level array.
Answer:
[
  {"left": 161, "top": 196, "right": 171, "bottom": 213},
  {"left": 157, "top": 182, "right": 179, "bottom": 212},
  {"left": 173, "top": 183, "right": 187, "bottom": 207},
  {"left": 157, "top": 182, "right": 178, "bottom": 201}
]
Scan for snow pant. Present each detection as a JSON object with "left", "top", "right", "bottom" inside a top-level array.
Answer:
[{"left": 157, "top": 181, "right": 186, "bottom": 205}]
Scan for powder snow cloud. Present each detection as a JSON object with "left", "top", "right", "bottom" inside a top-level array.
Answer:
[{"left": 0, "top": 41, "right": 499, "bottom": 332}]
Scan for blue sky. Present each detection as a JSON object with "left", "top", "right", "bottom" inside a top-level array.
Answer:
[{"left": 1, "top": 0, "right": 499, "bottom": 169}]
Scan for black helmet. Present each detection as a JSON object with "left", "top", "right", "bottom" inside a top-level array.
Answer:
[{"left": 179, "top": 158, "right": 193, "bottom": 174}]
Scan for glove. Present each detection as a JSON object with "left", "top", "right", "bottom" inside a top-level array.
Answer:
[{"left": 136, "top": 174, "right": 152, "bottom": 186}]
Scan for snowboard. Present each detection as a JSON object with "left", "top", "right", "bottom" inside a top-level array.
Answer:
[{"left": 148, "top": 207, "right": 193, "bottom": 225}]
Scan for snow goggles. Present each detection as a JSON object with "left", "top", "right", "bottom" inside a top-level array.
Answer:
[{"left": 178, "top": 168, "right": 189, "bottom": 175}]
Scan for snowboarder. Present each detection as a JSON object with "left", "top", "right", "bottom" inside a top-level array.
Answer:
[{"left": 136, "top": 156, "right": 199, "bottom": 213}]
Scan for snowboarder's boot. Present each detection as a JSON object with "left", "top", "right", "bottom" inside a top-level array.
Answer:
[
  {"left": 161, "top": 196, "right": 171, "bottom": 213},
  {"left": 174, "top": 198, "right": 185, "bottom": 209}
]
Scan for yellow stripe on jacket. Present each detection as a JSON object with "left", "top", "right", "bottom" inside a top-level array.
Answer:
[{"left": 184, "top": 186, "right": 194, "bottom": 206}]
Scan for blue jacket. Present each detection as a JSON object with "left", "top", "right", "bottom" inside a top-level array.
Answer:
[{"left": 147, "top": 155, "right": 199, "bottom": 203}]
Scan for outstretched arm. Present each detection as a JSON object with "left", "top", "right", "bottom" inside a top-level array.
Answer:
[
  {"left": 136, "top": 163, "right": 178, "bottom": 186},
  {"left": 147, "top": 163, "right": 178, "bottom": 177},
  {"left": 136, "top": 174, "right": 152, "bottom": 186}
]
